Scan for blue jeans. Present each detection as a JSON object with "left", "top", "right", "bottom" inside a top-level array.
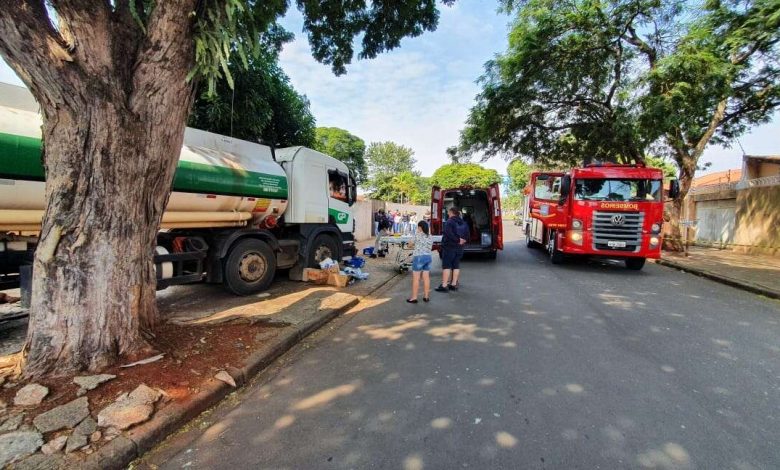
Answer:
[{"left": 412, "top": 254, "right": 432, "bottom": 272}]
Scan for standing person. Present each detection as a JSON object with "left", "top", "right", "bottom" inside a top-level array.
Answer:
[
  {"left": 402, "top": 212, "right": 410, "bottom": 234},
  {"left": 435, "top": 207, "right": 467, "bottom": 293},
  {"left": 373, "top": 210, "right": 380, "bottom": 236},
  {"left": 407, "top": 220, "right": 433, "bottom": 303},
  {"left": 393, "top": 211, "right": 402, "bottom": 234},
  {"left": 372, "top": 209, "right": 390, "bottom": 258}
]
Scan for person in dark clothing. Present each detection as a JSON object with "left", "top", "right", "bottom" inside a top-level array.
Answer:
[{"left": 435, "top": 207, "right": 466, "bottom": 292}]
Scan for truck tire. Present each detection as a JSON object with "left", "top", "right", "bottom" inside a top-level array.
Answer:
[
  {"left": 625, "top": 257, "right": 646, "bottom": 270},
  {"left": 308, "top": 233, "right": 340, "bottom": 268},
  {"left": 223, "top": 238, "right": 276, "bottom": 295},
  {"left": 548, "top": 230, "right": 564, "bottom": 264}
]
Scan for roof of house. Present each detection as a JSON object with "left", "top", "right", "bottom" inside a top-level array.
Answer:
[{"left": 691, "top": 169, "right": 742, "bottom": 189}]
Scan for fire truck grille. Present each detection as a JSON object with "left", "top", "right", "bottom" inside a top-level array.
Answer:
[{"left": 592, "top": 211, "right": 643, "bottom": 252}]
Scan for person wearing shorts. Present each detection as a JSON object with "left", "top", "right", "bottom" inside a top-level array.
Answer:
[
  {"left": 407, "top": 220, "right": 433, "bottom": 303},
  {"left": 436, "top": 207, "right": 466, "bottom": 293}
]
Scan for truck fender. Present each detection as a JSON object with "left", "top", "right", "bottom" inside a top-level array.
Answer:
[
  {"left": 215, "top": 229, "right": 280, "bottom": 259},
  {"left": 300, "top": 225, "right": 343, "bottom": 260}
]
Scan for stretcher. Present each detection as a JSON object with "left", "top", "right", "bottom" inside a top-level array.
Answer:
[{"left": 378, "top": 235, "right": 442, "bottom": 273}]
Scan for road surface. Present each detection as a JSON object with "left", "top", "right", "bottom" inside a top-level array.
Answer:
[{"left": 142, "top": 225, "right": 780, "bottom": 470}]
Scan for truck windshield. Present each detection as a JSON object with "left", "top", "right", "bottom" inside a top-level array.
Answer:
[{"left": 574, "top": 179, "right": 662, "bottom": 201}]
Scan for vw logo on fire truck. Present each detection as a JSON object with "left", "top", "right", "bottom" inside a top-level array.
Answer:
[{"left": 610, "top": 214, "right": 625, "bottom": 226}]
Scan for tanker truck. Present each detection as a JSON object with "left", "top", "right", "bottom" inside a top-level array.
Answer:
[{"left": 0, "top": 82, "right": 356, "bottom": 295}]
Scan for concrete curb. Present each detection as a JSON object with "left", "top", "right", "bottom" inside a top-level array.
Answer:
[
  {"left": 655, "top": 258, "right": 780, "bottom": 300},
  {"left": 69, "top": 288, "right": 372, "bottom": 470}
]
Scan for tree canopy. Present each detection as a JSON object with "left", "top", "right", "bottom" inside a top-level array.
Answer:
[
  {"left": 189, "top": 41, "right": 316, "bottom": 148},
  {"left": 506, "top": 159, "right": 532, "bottom": 193},
  {"left": 431, "top": 163, "right": 501, "bottom": 189},
  {"left": 365, "top": 141, "right": 418, "bottom": 199},
  {"left": 313, "top": 127, "right": 368, "bottom": 183}
]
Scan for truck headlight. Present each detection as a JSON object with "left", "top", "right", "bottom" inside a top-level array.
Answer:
[
  {"left": 572, "top": 219, "right": 583, "bottom": 229},
  {"left": 650, "top": 236, "right": 660, "bottom": 247},
  {"left": 651, "top": 223, "right": 661, "bottom": 234},
  {"left": 568, "top": 230, "right": 583, "bottom": 245}
]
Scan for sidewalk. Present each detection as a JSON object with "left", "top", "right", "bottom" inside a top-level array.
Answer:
[{"left": 656, "top": 246, "right": 780, "bottom": 300}]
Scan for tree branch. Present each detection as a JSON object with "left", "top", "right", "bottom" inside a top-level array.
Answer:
[{"left": 626, "top": 25, "right": 657, "bottom": 69}]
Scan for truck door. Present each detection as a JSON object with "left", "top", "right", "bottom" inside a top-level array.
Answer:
[
  {"left": 529, "top": 172, "right": 567, "bottom": 242},
  {"left": 489, "top": 182, "right": 503, "bottom": 250},
  {"left": 430, "top": 186, "right": 443, "bottom": 236},
  {"left": 327, "top": 169, "right": 352, "bottom": 233}
]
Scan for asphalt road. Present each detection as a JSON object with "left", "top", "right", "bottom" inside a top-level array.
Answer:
[{"left": 145, "top": 226, "right": 780, "bottom": 470}]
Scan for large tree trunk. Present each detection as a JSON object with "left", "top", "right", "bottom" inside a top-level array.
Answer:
[
  {"left": 666, "top": 157, "right": 696, "bottom": 252},
  {"left": 0, "top": 2, "right": 196, "bottom": 377}
]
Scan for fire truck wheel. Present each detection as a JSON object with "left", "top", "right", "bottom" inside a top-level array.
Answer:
[
  {"left": 548, "top": 231, "right": 564, "bottom": 264},
  {"left": 223, "top": 238, "right": 276, "bottom": 295},
  {"left": 625, "top": 257, "right": 646, "bottom": 270}
]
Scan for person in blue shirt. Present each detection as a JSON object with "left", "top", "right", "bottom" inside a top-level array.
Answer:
[{"left": 435, "top": 207, "right": 466, "bottom": 292}]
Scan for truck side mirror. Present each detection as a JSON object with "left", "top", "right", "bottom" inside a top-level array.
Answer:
[
  {"left": 559, "top": 175, "right": 571, "bottom": 205},
  {"left": 668, "top": 179, "right": 680, "bottom": 199}
]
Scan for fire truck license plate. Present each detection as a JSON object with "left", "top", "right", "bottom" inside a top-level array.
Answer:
[{"left": 608, "top": 240, "right": 627, "bottom": 248}]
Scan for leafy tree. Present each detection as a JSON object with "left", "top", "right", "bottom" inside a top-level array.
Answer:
[
  {"left": 431, "top": 163, "right": 501, "bottom": 189},
  {"left": 313, "top": 127, "right": 368, "bottom": 183},
  {"left": 507, "top": 159, "right": 532, "bottom": 193},
  {"left": 645, "top": 156, "right": 678, "bottom": 180},
  {"left": 462, "top": 0, "right": 780, "bottom": 249},
  {"left": 0, "top": 0, "right": 454, "bottom": 378},
  {"left": 366, "top": 141, "right": 417, "bottom": 199},
  {"left": 189, "top": 42, "right": 316, "bottom": 148}
]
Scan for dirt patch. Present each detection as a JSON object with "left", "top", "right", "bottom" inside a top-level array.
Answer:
[{"left": 0, "top": 321, "right": 288, "bottom": 440}]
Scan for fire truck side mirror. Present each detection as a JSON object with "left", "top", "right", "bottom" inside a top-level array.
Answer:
[
  {"left": 558, "top": 175, "right": 571, "bottom": 205},
  {"left": 669, "top": 179, "right": 680, "bottom": 199}
]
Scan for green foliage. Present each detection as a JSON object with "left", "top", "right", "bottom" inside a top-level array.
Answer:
[
  {"left": 189, "top": 42, "right": 316, "bottom": 148},
  {"left": 313, "top": 128, "right": 368, "bottom": 183},
  {"left": 430, "top": 163, "right": 501, "bottom": 189},
  {"left": 387, "top": 171, "right": 431, "bottom": 205},
  {"left": 645, "top": 156, "right": 678, "bottom": 179},
  {"left": 506, "top": 159, "right": 531, "bottom": 193},
  {"left": 365, "top": 141, "right": 418, "bottom": 199}
]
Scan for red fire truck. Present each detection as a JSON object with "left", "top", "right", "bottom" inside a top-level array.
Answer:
[
  {"left": 523, "top": 163, "right": 679, "bottom": 270},
  {"left": 431, "top": 183, "right": 504, "bottom": 259}
]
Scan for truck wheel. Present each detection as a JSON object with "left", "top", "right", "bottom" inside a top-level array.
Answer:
[
  {"left": 308, "top": 234, "right": 340, "bottom": 268},
  {"left": 548, "top": 231, "right": 564, "bottom": 264},
  {"left": 625, "top": 258, "right": 646, "bottom": 270},
  {"left": 223, "top": 238, "right": 276, "bottom": 295}
]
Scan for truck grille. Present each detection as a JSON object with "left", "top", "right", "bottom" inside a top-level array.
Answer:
[{"left": 592, "top": 211, "right": 643, "bottom": 252}]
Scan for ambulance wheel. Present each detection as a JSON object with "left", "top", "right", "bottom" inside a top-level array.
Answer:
[
  {"left": 223, "top": 238, "right": 276, "bottom": 295},
  {"left": 486, "top": 250, "right": 497, "bottom": 260},
  {"left": 548, "top": 231, "right": 564, "bottom": 264},
  {"left": 308, "top": 234, "right": 340, "bottom": 268},
  {"left": 625, "top": 258, "right": 646, "bottom": 270}
]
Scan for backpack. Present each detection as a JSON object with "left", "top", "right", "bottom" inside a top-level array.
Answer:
[{"left": 455, "top": 218, "right": 470, "bottom": 241}]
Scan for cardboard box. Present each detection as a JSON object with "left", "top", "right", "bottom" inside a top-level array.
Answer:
[
  {"left": 326, "top": 265, "right": 340, "bottom": 274},
  {"left": 327, "top": 272, "right": 350, "bottom": 288},
  {"left": 303, "top": 268, "right": 329, "bottom": 284}
]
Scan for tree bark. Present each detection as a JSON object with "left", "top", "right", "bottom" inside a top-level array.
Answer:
[{"left": 0, "top": 1, "right": 197, "bottom": 377}]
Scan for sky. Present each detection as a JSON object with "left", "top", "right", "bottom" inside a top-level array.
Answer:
[{"left": 1, "top": 0, "right": 777, "bottom": 177}]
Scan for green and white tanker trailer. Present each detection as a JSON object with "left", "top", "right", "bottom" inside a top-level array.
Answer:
[{"left": 0, "top": 83, "right": 357, "bottom": 295}]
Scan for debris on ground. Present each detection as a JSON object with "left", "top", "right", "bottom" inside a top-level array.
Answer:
[
  {"left": 214, "top": 370, "right": 236, "bottom": 387},
  {"left": 0, "top": 430, "right": 43, "bottom": 466},
  {"left": 0, "top": 292, "right": 20, "bottom": 304},
  {"left": 13, "top": 383, "right": 49, "bottom": 406},
  {"left": 73, "top": 374, "right": 116, "bottom": 396},
  {"left": 96, "top": 384, "right": 162, "bottom": 430},
  {"left": 32, "top": 397, "right": 90, "bottom": 433},
  {"left": 120, "top": 354, "right": 165, "bottom": 368}
]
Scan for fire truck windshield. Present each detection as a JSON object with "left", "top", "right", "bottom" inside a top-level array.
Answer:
[{"left": 574, "top": 178, "right": 662, "bottom": 202}]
